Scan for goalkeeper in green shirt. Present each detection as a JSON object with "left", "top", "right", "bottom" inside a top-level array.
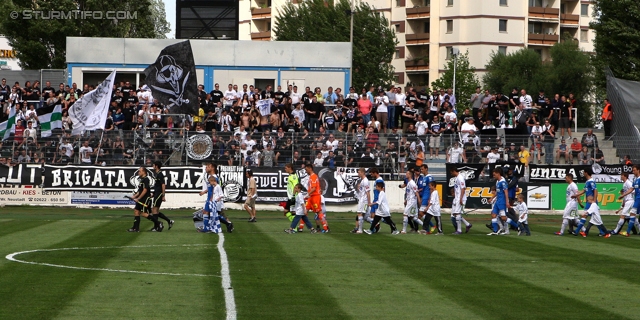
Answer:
[{"left": 283, "top": 163, "right": 300, "bottom": 222}]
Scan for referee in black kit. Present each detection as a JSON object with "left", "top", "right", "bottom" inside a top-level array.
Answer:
[
  {"left": 128, "top": 167, "right": 162, "bottom": 232},
  {"left": 150, "top": 161, "right": 174, "bottom": 230}
]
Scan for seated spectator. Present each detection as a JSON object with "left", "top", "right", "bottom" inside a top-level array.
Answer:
[
  {"left": 581, "top": 129, "right": 598, "bottom": 154},
  {"left": 623, "top": 155, "right": 632, "bottom": 166},
  {"left": 487, "top": 147, "right": 501, "bottom": 164},
  {"left": 577, "top": 146, "right": 592, "bottom": 165},
  {"left": 593, "top": 146, "right": 605, "bottom": 165},
  {"left": 507, "top": 143, "right": 518, "bottom": 161},
  {"left": 570, "top": 138, "right": 581, "bottom": 164},
  {"left": 447, "top": 141, "right": 464, "bottom": 163},
  {"left": 555, "top": 139, "right": 569, "bottom": 164},
  {"left": 529, "top": 139, "right": 543, "bottom": 164},
  {"left": 17, "top": 149, "right": 30, "bottom": 163},
  {"left": 313, "top": 152, "right": 324, "bottom": 167},
  {"left": 518, "top": 145, "right": 530, "bottom": 166}
]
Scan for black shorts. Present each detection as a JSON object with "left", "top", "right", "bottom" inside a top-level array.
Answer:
[
  {"left": 559, "top": 118, "right": 570, "bottom": 128},
  {"left": 135, "top": 197, "right": 151, "bottom": 212},
  {"left": 152, "top": 193, "right": 163, "bottom": 208}
]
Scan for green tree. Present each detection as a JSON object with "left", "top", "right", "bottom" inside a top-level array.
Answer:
[
  {"left": 591, "top": 0, "right": 640, "bottom": 87},
  {"left": 430, "top": 51, "right": 480, "bottom": 112},
  {"left": 483, "top": 48, "right": 545, "bottom": 95},
  {"left": 274, "top": 0, "right": 397, "bottom": 89},
  {"left": 483, "top": 39, "right": 594, "bottom": 126},
  {"left": 149, "top": 0, "right": 171, "bottom": 39},
  {"left": 0, "top": 0, "right": 169, "bottom": 69}
]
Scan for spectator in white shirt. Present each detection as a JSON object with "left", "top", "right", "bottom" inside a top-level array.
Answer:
[
  {"left": 137, "top": 85, "right": 153, "bottom": 106},
  {"left": 23, "top": 121, "right": 37, "bottom": 142},
  {"left": 415, "top": 115, "right": 428, "bottom": 137},
  {"left": 290, "top": 86, "right": 302, "bottom": 105},
  {"left": 520, "top": 89, "right": 533, "bottom": 110},
  {"left": 224, "top": 84, "right": 237, "bottom": 108},
  {"left": 325, "top": 135, "right": 338, "bottom": 151},
  {"left": 447, "top": 141, "right": 464, "bottom": 163},
  {"left": 487, "top": 147, "right": 501, "bottom": 163},
  {"left": 460, "top": 117, "right": 476, "bottom": 140},
  {"left": 447, "top": 88, "right": 456, "bottom": 107},
  {"left": 24, "top": 104, "right": 38, "bottom": 122},
  {"left": 79, "top": 140, "right": 94, "bottom": 164}
]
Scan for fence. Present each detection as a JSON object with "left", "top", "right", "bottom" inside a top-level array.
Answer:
[{"left": 605, "top": 68, "right": 640, "bottom": 163}]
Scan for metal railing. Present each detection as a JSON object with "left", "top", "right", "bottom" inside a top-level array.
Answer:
[{"left": 605, "top": 67, "right": 640, "bottom": 163}]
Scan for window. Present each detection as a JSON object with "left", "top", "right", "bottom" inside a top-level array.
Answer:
[
  {"left": 529, "top": 0, "right": 542, "bottom": 7},
  {"left": 395, "top": 24, "right": 400, "bottom": 32},
  {"left": 581, "top": 4, "right": 589, "bottom": 17},
  {"left": 395, "top": 49, "right": 401, "bottom": 59},
  {"left": 447, "top": 0, "right": 453, "bottom": 6},
  {"left": 528, "top": 22, "right": 542, "bottom": 34},
  {"left": 498, "top": 46, "right": 507, "bottom": 55},
  {"left": 446, "top": 20, "right": 453, "bottom": 33},
  {"left": 423, "top": 21, "right": 430, "bottom": 33},
  {"left": 499, "top": 19, "right": 508, "bottom": 32},
  {"left": 446, "top": 46, "right": 453, "bottom": 60},
  {"left": 580, "top": 30, "right": 588, "bottom": 42},
  {"left": 424, "top": 0, "right": 431, "bottom": 6},
  {"left": 500, "top": 0, "right": 507, "bottom": 6}
]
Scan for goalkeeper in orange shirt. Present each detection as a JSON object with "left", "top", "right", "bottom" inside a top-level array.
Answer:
[{"left": 304, "top": 163, "right": 330, "bottom": 233}]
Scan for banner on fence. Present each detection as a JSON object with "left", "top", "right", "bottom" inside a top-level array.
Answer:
[
  {"left": 0, "top": 164, "right": 42, "bottom": 185},
  {"left": 488, "top": 162, "right": 525, "bottom": 177},
  {"left": 445, "top": 163, "right": 486, "bottom": 187},
  {"left": 442, "top": 181, "right": 526, "bottom": 209},
  {"left": 551, "top": 182, "right": 623, "bottom": 210},
  {"left": 43, "top": 165, "right": 205, "bottom": 192},
  {"left": 529, "top": 164, "right": 633, "bottom": 183},
  {"left": 526, "top": 185, "right": 550, "bottom": 210},
  {"left": 70, "top": 191, "right": 135, "bottom": 205},
  {"left": 0, "top": 187, "right": 68, "bottom": 205},
  {"left": 218, "top": 165, "right": 246, "bottom": 202}
]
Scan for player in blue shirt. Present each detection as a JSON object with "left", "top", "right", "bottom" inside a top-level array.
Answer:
[
  {"left": 488, "top": 168, "right": 514, "bottom": 235},
  {"left": 368, "top": 168, "right": 385, "bottom": 232},
  {"left": 572, "top": 168, "right": 597, "bottom": 235},
  {"left": 418, "top": 164, "right": 436, "bottom": 233}
]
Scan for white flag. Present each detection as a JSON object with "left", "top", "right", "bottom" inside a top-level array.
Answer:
[{"left": 69, "top": 70, "right": 116, "bottom": 135}]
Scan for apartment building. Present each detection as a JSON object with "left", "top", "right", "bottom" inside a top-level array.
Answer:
[{"left": 238, "top": 0, "right": 594, "bottom": 89}]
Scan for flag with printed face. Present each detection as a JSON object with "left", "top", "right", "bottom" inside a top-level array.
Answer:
[
  {"left": 37, "top": 104, "right": 63, "bottom": 137},
  {"left": 69, "top": 70, "right": 116, "bottom": 135},
  {"left": 144, "top": 40, "right": 199, "bottom": 116}
]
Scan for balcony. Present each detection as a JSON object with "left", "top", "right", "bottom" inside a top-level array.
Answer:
[
  {"left": 406, "top": 6, "right": 430, "bottom": 19},
  {"left": 528, "top": 33, "right": 560, "bottom": 45},
  {"left": 405, "top": 33, "right": 430, "bottom": 45},
  {"left": 251, "top": 31, "right": 272, "bottom": 41},
  {"left": 251, "top": 7, "right": 271, "bottom": 19},
  {"left": 528, "top": 7, "right": 560, "bottom": 19},
  {"left": 405, "top": 59, "right": 429, "bottom": 72},
  {"left": 560, "top": 13, "right": 579, "bottom": 25}
]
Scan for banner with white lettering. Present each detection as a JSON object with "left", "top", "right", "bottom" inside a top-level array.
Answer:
[
  {"left": 43, "top": 165, "right": 205, "bottom": 192},
  {"left": 528, "top": 164, "right": 633, "bottom": 183},
  {"left": 445, "top": 163, "right": 486, "bottom": 188},
  {"left": 217, "top": 165, "right": 246, "bottom": 202},
  {"left": 238, "top": 166, "right": 359, "bottom": 203},
  {"left": 0, "top": 164, "right": 42, "bottom": 185},
  {"left": 488, "top": 162, "right": 525, "bottom": 177}
]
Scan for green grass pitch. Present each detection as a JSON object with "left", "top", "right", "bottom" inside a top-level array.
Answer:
[{"left": 1, "top": 206, "right": 639, "bottom": 319}]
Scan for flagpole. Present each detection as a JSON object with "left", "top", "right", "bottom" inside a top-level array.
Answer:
[{"left": 94, "top": 130, "right": 105, "bottom": 165}]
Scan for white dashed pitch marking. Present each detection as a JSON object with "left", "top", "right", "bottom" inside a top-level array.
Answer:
[
  {"left": 4, "top": 244, "right": 219, "bottom": 277},
  {"left": 217, "top": 233, "right": 237, "bottom": 320}
]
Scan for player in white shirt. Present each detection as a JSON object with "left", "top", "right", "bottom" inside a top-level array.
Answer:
[
  {"left": 423, "top": 181, "right": 443, "bottom": 235},
  {"left": 555, "top": 173, "right": 581, "bottom": 235},
  {"left": 578, "top": 195, "right": 611, "bottom": 237},
  {"left": 401, "top": 170, "right": 421, "bottom": 234},
  {"left": 514, "top": 194, "right": 530, "bottom": 236},
  {"left": 447, "top": 142, "right": 464, "bottom": 163},
  {"left": 450, "top": 166, "right": 470, "bottom": 234},
  {"left": 352, "top": 168, "right": 373, "bottom": 234},
  {"left": 614, "top": 171, "right": 639, "bottom": 235},
  {"left": 364, "top": 182, "right": 399, "bottom": 235},
  {"left": 284, "top": 184, "right": 318, "bottom": 234}
]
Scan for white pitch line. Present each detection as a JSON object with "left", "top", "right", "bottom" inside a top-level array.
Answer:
[
  {"left": 5, "top": 244, "right": 220, "bottom": 277},
  {"left": 217, "top": 233, "right": 237, "bottom": 320}
]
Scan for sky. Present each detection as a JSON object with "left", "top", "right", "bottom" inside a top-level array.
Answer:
[{"left": 162, "top": 0, "right": 176, "bottom": 39}]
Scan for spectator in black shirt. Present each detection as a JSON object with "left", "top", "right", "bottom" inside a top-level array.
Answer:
[
  {"left": 305, "top": 96, "right": 323, "bottom": 132},
  {"left": 209, "top": 83, "right": 223, "bottom": 105}
]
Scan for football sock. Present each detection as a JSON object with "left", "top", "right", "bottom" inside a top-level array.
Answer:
[
  {"left": 560, "top": 218, "right": 568, "bottom": 234},
  {"left": 455, "top": 215, "right": 462, "bottom": 233},
  {"left": 614, "top": 218, "right": 625, "bottom": 234},
  {"left": 503, "top": 221, "right": 510, "bottom": 232},
  {"left": 358, "top": 216, "right": 364, "bottom": 232},
  {"left": 412, "top": 217, "right": 424, "bottom": 226},
  {"left": 575, "top": 218, "right": 586, "bottom": 233},
  {"left": 219, "top": 215, "right": 230, "bottom": 226},
  {"left": 133, "top": 216, "right": 141, "bottom": 230},
  {"left": 203, "top": 214, "right": 210, "bottom": 231},
  {"left": 491, "top": 218, "right": 499, "bottom": 233},
  {"left": 402, "top": 216, "right": 408, "bottom": 233},
  {"left": 150, "top": 214, "right": 160, "bottom": 229},
  {"left": 507, "top": 218, "right": 519, "bottom": 229},
  {"left": 627, "top": 216, "right": 636, "bottom": 235},
  {"left": 597, "top": 225, "right": 607, "bottom": 235},
  {"left": 408, "top": 217, "right": 416, "bottom": 231},
  {"left": 461, "top": 217, "right": 471, "bottom": 227},
  {"left": 158, "top": 212, "right": 171, "bottom": 223}
]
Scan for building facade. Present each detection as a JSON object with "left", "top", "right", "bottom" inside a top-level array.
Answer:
[
  {"left": 237, "top": 0, "right": 595, "bottom": 89},
  {"left": 65, "top": 37, "right": 351, "bottom": 93}
]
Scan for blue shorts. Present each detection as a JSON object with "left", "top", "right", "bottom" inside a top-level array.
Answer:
[
  {"left": 492, "top": 202, "right": 506, "bottom": 216},
  {"left": 370, "top": 204, "right": 378, "bottom": 214},
  {"left": 633, "top": 199, "right": 640, "bottom": 209}
]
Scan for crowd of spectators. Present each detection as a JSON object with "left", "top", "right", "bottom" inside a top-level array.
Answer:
[{"left": 1, "top": 77, "right": 614, "bottom": 172}]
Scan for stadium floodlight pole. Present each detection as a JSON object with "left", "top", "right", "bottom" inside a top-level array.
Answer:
[
  {"left": 452, "top": 47, "right": 460, "bottom": 99},
  {"left": 347, "top": 0, "right": 354, "bottom": 87}
]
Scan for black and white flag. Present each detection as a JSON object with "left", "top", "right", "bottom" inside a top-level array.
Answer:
[
  {"left": 144, "top": 41, "right": 199, "bottom": 115},
  {"left": 69, "top": 70, "right": 116, "bottom": 135}
]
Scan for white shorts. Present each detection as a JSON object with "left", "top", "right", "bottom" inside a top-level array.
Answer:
[
  {"left": 404, "top": 202, "right": 418, "bottom": 216},
  {"left": 451, "top": 201, "right": 463, "bottom": 214},
  {"left": 621, "top": 200, "right": 634, "bottom": 217},
  {"left": 357, "top": 200, "right": 368, "bottom": 214},
  {"left": 419, "top": 205, "right": 427, "bottom": 213},
  {"left": 562, "top": 201, "right": 578, "bottom": 219},
  {"left": 589, "top": 212, "right": 603, "bottom": 226}
]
